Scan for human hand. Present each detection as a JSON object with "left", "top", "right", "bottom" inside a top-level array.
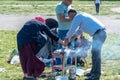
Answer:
[
  {"left": 70, "top": 35, "right": 77, "bottom": 41},
  {"left": 64, "top": 38, "right": 69, "bottom": 47},
  {"left": 58, "top": 39, "right": 63, "bottom": 44}
]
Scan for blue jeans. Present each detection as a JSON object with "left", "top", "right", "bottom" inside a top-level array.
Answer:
[
  {"left": 55, "top": 30, "right": 71, "bottom": 65},
  {"left": 90, "top": 29, "right": 107, "bottom": 78},
  {"left": 95, "top": 3, "right": 100, "bottom": 14},
  {"left": 57, "top": 30, "right": 68, "bottom": 49}
]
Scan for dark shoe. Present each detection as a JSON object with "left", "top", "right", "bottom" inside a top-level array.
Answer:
[
  {"left": 85, "top": 77, "right": 99, "bottom": 80},
  {"left": 85, "top": 77, "right": 100, "bottom": 80},
  {"left": 52, "top": 69, "right": 61, "bottom": 73},
  {"left": 84, "top": 73, "right": 91, "bottom": 77},
  {"left": 23, "top": 77, "right": 37, "bottom": 80},
  {"left": 85, "top": 75, "right": 100, "bottom": 80}
]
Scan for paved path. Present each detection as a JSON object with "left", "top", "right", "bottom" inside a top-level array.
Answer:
[{"left": 0, "top": 14, "right": 120, "bottom": 34}]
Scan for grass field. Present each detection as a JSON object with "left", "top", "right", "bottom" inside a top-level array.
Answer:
[
  {"left": 0, "top": 31, "right": 120, "bottom": 80},
  {"left": 0, "top": 1, "right": 120, "bottom": 15},
  {"left": 0, "top": 0, "right": 120, "bottom": 80}
]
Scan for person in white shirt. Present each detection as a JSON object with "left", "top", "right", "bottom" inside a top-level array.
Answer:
[
  {"left": 94, "top": 0, "right": 101, "bottom": 14},
  {"left": 64, "top": 9, "right": 107, "bottom": 80}
]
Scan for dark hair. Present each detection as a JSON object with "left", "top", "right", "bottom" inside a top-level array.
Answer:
[
  {"left": 45, "top": 18, "right": 58, "bottom": 29},
  {"left": 68, "top": 9, "right": 77, "bottom": 15}
]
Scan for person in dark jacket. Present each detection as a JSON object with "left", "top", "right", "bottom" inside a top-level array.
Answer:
[
  {"left": 17, "top": 16, "right": 64, "bottom": 80},
  {"left": 37, "top": 18, "right": 58, "bottom": 59}
]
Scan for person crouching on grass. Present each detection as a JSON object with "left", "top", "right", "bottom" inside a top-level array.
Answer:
[
  {"left": 64, "top": 9, "right": 107, "bottom": 80},
  {"left": 17, "top": 16, "right": 64, "bottom": 80}
]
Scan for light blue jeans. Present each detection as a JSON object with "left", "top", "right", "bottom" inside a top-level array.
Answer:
[{"left": 90, "top": 29, "right": 107, "bottom": 78}]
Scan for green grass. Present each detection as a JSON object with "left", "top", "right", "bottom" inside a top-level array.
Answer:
[
  {"left": 0, "top": 1, "right": 120, "bottom": 80},
  {"left": 0, "top": 30, "right": 120, "bottom": 80},
  {"left": 0, "top": 1, "right": 120, "bottom": 15}
]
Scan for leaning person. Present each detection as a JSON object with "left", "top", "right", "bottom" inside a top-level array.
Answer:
[
  {"left": 17, "top": 16, "right": 64, "bottom": 80},
  {"left": 64, "top": 9, "right": 107, "bottom": 80}
]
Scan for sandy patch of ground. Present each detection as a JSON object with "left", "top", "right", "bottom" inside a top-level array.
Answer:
[
  {"left": 111, "top": 7, "right": 120, "bottom": 13},
  {"left": 0, "top": 14, "right": 120, "bottom": 34}
]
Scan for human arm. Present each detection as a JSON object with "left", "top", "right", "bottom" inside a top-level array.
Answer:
[
  {"left": 65, "top": 14, "right": 83, "bottom": 46},
  {"left": 65, "top": 15, "right": 81, "bottom": 39},
  {"left": 70, "top": 34, "right": 77, "bottom": 41},
  {"left": 58, "top": 39, "right": 64, "bottom": 45},
  {"left": 42, "top": 25, "right": 64, "bottom": 45},
  {"left": 56, "top": 4, "right": 73, "bottom": 22},
  {"left": 57, "top": 14, "right": 72, "bottom": 22},
  {"left": 64, "top": 34, "right": 76, "bottom": 47}
]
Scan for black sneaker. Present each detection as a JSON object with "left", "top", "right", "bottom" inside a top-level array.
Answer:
[{"left": 84, "top": 73, "right": 91, "bottom": 77}]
